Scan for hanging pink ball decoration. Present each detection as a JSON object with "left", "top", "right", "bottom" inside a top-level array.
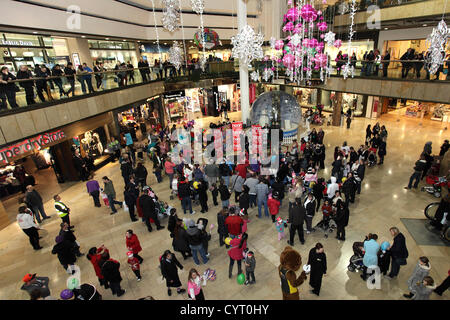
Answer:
[
  {"left": 283, "top": 50, "right": 287, "bottom": 54},
  {"left": 300, "top": 4, "right": 318, "bottom": 22},
  {"left": 283, "top": 54, "right": 295, "bottom": 69},
  {"left": 322, "top": 0, "right": 327, "bottom": 4},
  {"left": 293, "top": 24, "right": 303, "bottom": 34},
  {"left": 277, "top": 58, "right": 282, "bottom": 63},
  {"left": 318, "top": 10, "right": 322, "bottom": 15},
  {"left": 320, "top": 34, "right": 325, "bottom": 39},
  {"left": 302, "top": 38, "right": 310, "bottom": 47},
  {"left": 285, "top": 7, "right": 301, "bottom": 22},
  {"left": 309, "top": 38, "right": 318, "bottom": 48},
  {"left": 264, "top": 56, "right": 269, "bottom": 61},
  {"left": 317, "top": 22, "right": 328, "bottom": 32},
  {"left": 283, "top": 22, "right": 295, "bottom": 33},
  {"left": 314, "top": 53, "right": 328, "bottom": 67},
  {"left": 275, "top": 40, "right": 284, "bottom": 50},
  {"left": 271, "top": 67, "right": 276, "bottom": 71},
  {"left": 316, "top": 42, "right": 325, "bottom": 52},
  {"left": 334, "top": 39, "right": 342, "bottom": 48}
]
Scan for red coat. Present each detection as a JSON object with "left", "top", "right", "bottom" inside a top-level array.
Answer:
[
  {"left": 126, "top": 234, "right": 142, "bottom": 254},
  {"left": 227, "top": 237, "right": 246, "bottom": 261},
  {"left": 225, "top": 215, "right": 244, "bottom": 236},
  {"left": 268, "top": 198, "right": 280, "bottom": 215},
  {"left": 236, "top": 164, "right": 248, "bottom": 179},
  {"left": 88, "top": 248, "right": 109, "bottom": 279},
  {"left": 128, "top": 257, "right": 140, "bottom": 271}
]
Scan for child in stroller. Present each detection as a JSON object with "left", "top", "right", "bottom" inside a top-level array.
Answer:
[
  {"left": 348, "top": 241, "right": 365, "bottom": 272},
  {"left": 314, "top": 199, "right": 336, "bottom": 238},
  {"left": 367, "top": 149, "right": 377, "bottom": 167}
]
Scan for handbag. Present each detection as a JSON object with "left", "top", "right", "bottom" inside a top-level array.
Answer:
[{"left": 123, "top": 201, "right": 129, "bottom": 212}]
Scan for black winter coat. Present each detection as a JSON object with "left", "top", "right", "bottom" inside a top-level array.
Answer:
[
  {"left": 239, "top": 192, "right": 250, "bottom": 211},
  {"left": 100, "top": 259, "right": 122, "bottom": 283},
  {"left": 218, "top": 185, "right": 230, "bottom": 201},
  {"left": 16, "top": 70, "right": 34, "bottom": 88},
  {"left": 357, "top": 163, "right": 366, "bottom": 180},
  {"left": 52, "top": 240, "right": 77, "bottom": 266},
  {"left": 389, "top": 233, "right": 408, "bottom": 260},
  {"left": 178, "top": 182, "right": 191, "bottom": 198},
  {"left": 289, "top": 203, "right": 306, "bottom": 226},
  {"left": 308, "top": 248, "right": 327, "bottom": 275},
  {"left": 335, "top": 206, "right": 349, "bottom": 227},
  {"left": 139, "top": 194, "right": 156, "bottom": 218},
  {"left": 272, "top": 181, "right": 285, "bottom": 200},
  {"left": 172, "top": 227, "right": 190, "bottom": 252},
  {"left": 124, "top": 189, "right": 137, "bottom": 207},
  {"left": 197, "top": 183, "right": 208, "bottom": 201},
  {"left": 120, "top": 161, "right": 133, "bottom": 178},
  {"left": 217, "top": 213, "right": 228, "bottom": 234},
  {"left": 160, "top": 255, "right": 183, "bottom": 287}
]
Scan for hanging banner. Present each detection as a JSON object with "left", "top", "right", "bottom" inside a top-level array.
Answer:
[
  {"left": 232, "top": 122, "right": 243, "bottom": 152},
  {"left": 251, "top": 125, "right": 262, "bottom": 155}
]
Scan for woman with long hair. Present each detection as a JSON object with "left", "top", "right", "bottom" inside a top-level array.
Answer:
[
  {"left": 160, "top": 250, "right": 186, "bottom": 297},
  {"left": 187, "top": 268, "right": 207, "bottom": 300},
  {"left": 228, "top": 233, "right": 248, "bottom": 278}
]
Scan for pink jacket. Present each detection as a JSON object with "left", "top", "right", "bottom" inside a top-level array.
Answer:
[
  {"left": 304, "top": 173, "right": 317, "bottom": 183},
  {"left": 227, "top": 238, "right": 247, "bottom": 261},
  {"left": 187, "top": 278, "right": 202, "bottom": 298}
]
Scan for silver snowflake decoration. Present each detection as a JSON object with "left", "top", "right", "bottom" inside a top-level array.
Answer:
[
  {"left": 290, "top": 34, "right": 302, "bottom": 48},
  {"left": 270, "top": 37, "right": 276, "bottom": 49},
  {"left": 169, "top": 41, "right": 183, "bottom": 70},
  {"left": 425, "top": 19, "right": 450, "bottom": 75},
  {"left": 323, "top": 31, "right": 336, "bottom": 46},
  {"left": 262, "top": 68, "right": 274, "bottom": 82},
  {"left": 342, "top": 63, "right": 354, "bottom": 79},
  {"left": 250, "top": 70, "right": 260, "bottom": 82},
  {"left": 190, "top": 0, "right": 204, "bottom": 14},
  {"left": 231, "top": 25, "right": 264, "bottom": 65},
  {"left": 162, "top": 0, "right": 180, "bottom": 32},
  {"left": 199, "top": 55, "right": 207, "bottom": 71}
]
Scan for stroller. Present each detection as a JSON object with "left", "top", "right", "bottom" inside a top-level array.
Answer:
[
  {"left": 367, "top": 148, "right": 377, "bottom": 167},
  {"left": 314, "top": 216, "right": 337, "bottom": 238},
  {"left": 347, "top": 241, "right": 365, "bottom": 272}
]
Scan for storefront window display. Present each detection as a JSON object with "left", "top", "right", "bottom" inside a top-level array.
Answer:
[
  {"left": 185, "top": 88, "right": 205, "bottom": 113},
  {"left": 164, "top": 91, "right": 188, "bottom": 123},
  {"left": 217, "top": 84, "right": 240, "bottom": 112},
  {"left": 0, "top": 33, "right": 70, "bottom": 72},
  {"left": 394, "top": 100, "right": 450, "bottom": 122},
  {"left": 74, "top": 127, "right": 108, "bottom": 165},
  {"left": 89, "top": 40, "right": 138, "bottom": 69},
  {"left": 292, "top": 87, "right": 318, "bottom": 108},
  {"left": 139, "top": 43, "right": 170, "bottom": 66},
  {"left": 323, "top": 92, "right": 365, "bottom": 117}
]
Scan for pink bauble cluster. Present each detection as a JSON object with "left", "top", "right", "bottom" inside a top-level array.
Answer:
[
  {"left": 314, "top": 53, "right": 328, "bottom": 68},
  {"left": 282, "top": 54, "right": 302, "bottom": 69},
  {"left": 275, "top": 40, "right": 284, "bottom": 50},
  {"left": 334, "top": 39, "right": 342, "bottom": 48},
  {"left": 300, "top": 4, "right": 318, "bottom": 21},
  {"left": 317, "top": 22, "right": 327, "bottom": 32},
  {"left": 283, "top": 22, "right": 294, "bottom": 33},
  {"left": 284, "top": 7, "right": 301, "bottom": 22}
]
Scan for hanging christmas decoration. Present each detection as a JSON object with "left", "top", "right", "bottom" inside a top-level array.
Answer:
[
  {"left": 150, "top": 0, "right": 162, "bottom": 64},
  {"left": 231, "top": 25, "right": 264, "bottom": 65},
  {"left": 250, "top": 70, "right": 260, "bottom": 82},
  {"left": 342, "top": 0, "right": 357, "bottom": 79},
  {"left": 262, "top": 68, "right": 274, "bottom": 82},
  {"left": 323, "top": 31, "right": 336, "bottom": 46},
  {"left": 162, "top": 0, "right": 180, "bottom": 32},
  {"left": 169, "top": 41, "right": 184, "bottom": 70},
  {"left": 190, "top": 0, "right": 204, "bottom": 14},
  {"left": 270, "top": 37, "right": 277, "bottom": 49},
  {"left": 425, "top": 19, "right": 450, "bottom": 75}
]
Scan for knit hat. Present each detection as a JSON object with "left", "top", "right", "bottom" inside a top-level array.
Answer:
[
  {"left": 127, "top": 251, "right": 134, "bottom": 258},
  {"left": 185, "top": 219, "right": 198, "bottom": 236},
  {"left": 22, "top": 273, "right": 36, "bottom": 282}
]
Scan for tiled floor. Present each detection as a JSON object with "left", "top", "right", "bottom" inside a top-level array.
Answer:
[{"left": 0, "top": 110, "right": 449, "bottom": 300}]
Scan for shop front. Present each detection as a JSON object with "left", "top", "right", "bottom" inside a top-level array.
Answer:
[
  {"left": 326, "top": 39, "right": 375, "bottom": 69},
  {"left": 385, "top": 99, "right": 450, "bottom": 123},
  {"left": 324, "top": 91, "right": 366, "bottom": 117},
  {"left": 139, "top": 43, "right": 170, "bottom": 66},
  {"left": 89, "top": 40, "right": 138, "bottom": 69},
  {"left": 0, "top": 32, "right": 70, "bottom": 72}
]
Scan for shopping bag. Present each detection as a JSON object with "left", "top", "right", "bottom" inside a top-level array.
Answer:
[{"left": 123, "top": 201, "right": 129, "bottom": 212}]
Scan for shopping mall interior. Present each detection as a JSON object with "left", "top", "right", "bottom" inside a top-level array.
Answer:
[{"left": 0, "top": 0, "right": 449, "bottom": 303}]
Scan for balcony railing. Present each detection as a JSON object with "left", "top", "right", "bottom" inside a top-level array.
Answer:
[{"left": 0, "top": 62, "right": 238, "bottom": 115}]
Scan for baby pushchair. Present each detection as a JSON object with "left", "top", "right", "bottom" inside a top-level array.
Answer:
[
  {"left": 348, "top": 241, "right": 365, "bottom": 272},
  {"left": 367, "top": 148, "right": 377, "bottom": 167},
  {"left": 314, "top": 216, "right": 337, "bottom": 238}
]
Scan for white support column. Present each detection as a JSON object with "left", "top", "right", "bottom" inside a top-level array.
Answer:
[{"left": 237, "top": 0, "right": 250, "bottom": 125}]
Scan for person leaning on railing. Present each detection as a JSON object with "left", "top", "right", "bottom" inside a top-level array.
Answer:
[
  {"left": 51, "top": 64, "right": 68, "bottom": 99},
  {"left": 0, "top": 66, "right": 19, "bottom": 109},
  {"left": 64, "top": 62, "right": 76, "bottom": 97},
  {"left": 16, "top": 64, "right": 36, "bottom": 105}
]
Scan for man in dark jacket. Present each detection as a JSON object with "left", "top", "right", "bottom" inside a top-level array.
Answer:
[
  {"left": 59, "top": 222, "right": 83, "bottom": 257},
  {"left": 382, "top": 50, "right": 390, "bottom": 77},
  {"left": 385, "top": 227, "right": 408, "bottom": 280},
  {"left": 51, "top": 64, "right": 67, "bottom": 98},
  {"left": 25, "top": 185, "right": 50, "bottom": 223},
  {"left": 51, "top": 235, "right": 77, "bottom": 273},
  {"left": 138, "top": 58, "right": 149, "bottom": 82},
  {"left": 342, "top": 173, "right": 357, "bottom": 205},
  {"left": 401, "top": 48, "right": 415, "bottom": 78},
  {"left": 100, "top": 252, "right": 125, "bottom": 296},
  {"left": 16, "top": 65, "right": 36, "bottom": 105},
  {"left": 405, "top": 155, "right": 427, "bottom": 189},
  {"left": 120, "top": 156, "right": 134, "bottom": 186},
  {"left": 34, "top": 64, "right": 50, "bottom": 102},
  {"left": 178, "top": 176, "right": 194, "bottom": 214},
  {"left": 139, "top": 188, "right": 164, "bottom": 232},
  {"left": 124, "top": 184, "right": 138, "bottom": 222},
  {"left": 288, "top": 198, "right": 305, "bottom": 245},
  {"left": 356, "top": 159, "right": 365, "bottom": 194},
  {"left": 197, "top": 180, "right": 209, "bottom": 213},
  {"left": 334, "top": 200, "right": 349, "bottom": 240},
  {"left": 64, "top": 62, "right": 76, "bottom": 97}
]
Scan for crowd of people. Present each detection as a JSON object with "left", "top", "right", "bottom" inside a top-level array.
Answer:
[{"left": 15, "top": 111, "right": 450, "bottom": 300}]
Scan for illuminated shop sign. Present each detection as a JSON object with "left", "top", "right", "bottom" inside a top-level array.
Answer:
[
  {"left": 1, "top": 40, "right": 34, "bottom": 46},
  {"left": 0, "top": 130, "right": 65, "bottom": 164}
]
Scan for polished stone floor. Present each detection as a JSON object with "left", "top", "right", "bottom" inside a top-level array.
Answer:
[{"left": 0, "top": 110, "right": 449, "bottom": 300}]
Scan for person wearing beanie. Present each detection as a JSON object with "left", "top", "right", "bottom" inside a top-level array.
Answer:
[
  {"left": 51, "top": 235, "right": 77, "bottom": 274},
  {"left": 21, "top": 273, "right": 50, "bottom": 299},
  {"left": 125, "top": 230, "right": 144, "bottom": 264},
  {"left": 185, "top": 219, "right": 209, "bottom": 265},
  {"left": 17, "top": 205, "right": 42, "bottom": 250},
  {"left": 127, "top": 251, "right": 142, "bottom": 281}
]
